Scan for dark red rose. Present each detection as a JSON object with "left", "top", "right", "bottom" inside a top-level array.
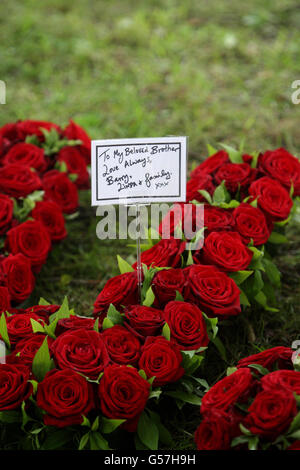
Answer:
[
  {"left": 10, "top": 334, "right": 53, "bottom": 367},
  {"left": 25, "top": 304, "right": 60, "bottom": 324},
  {"left": 233, "top": 203, "right": 273, "bottom": 246},
  {"left": 1, "top": 253, "right": 35, "bottom": 303},
  {"left": 194, "top": 410, "right": 237, "bottom": 450},
  {"left": 215, "top": 162, "right": 256, "bottom": 194},
  {"left": 43, "top": 170, "right": 78, "bottom": 214},
  {"left": 3, "top": 143, "right": 47, "bottom": 173},
  {"left": 0, "top": 122, "right": 19, "bottom": 143},
  {"left": 63, "top": 120, "right": 91, "bottom": 164},
  {"left": 51, "top": 328, "right": 109, "bottom": 379},
  {"left": 0, "top": 164, "right": 42, "bottom": 198},
  {"left": 261, "top": 370, "right": 300, "bottom": 395},
  {"left": 185, "top": 264, "right": 241, "bottom": 318},
  {"left": 0, "top": 286, "right": 11, "bottom": 314},
  {"left": 57, "top": 147, "right": 89, "bottom": 189},
  {"left": 186, "top": 174, "right": 215, "bottom": 202},
  {"left": 201, "top": 368, "right": 254, "bottom": 414},
  {"left": 204, "top": 205, "right": 234, "bottom": 234},
  {"left": 190, "top": 151, "right": 229, "bottom": 178},
  {"left": 199, "top": 231, "right": 253, "bottom": 272},
  {"left": 159, "top": 203, "right": 204, "bottom": 241},
  {"left": 249, "top": 177, "right": 293, "bottom": 222},
  {"left": 4, "top": 312, "right": 45, "bottom": 346},
  {"left": 244, "top": 389, "right": 297, "bottom": 440},
  {"left": 0, "top": 194, "right": 13, "bottom": 235},
  {"left": 132, "top": 238, "right": 186, "bottom": 269},
  {"left": 93, "top": 271, "right": 139, "bottom": 316},
  {"left": 56, "top": 315, "right": 95, "bottom": 335},
  {"left": 17, "top": 120, "right": 61, "bottom": 141},
  {"left": 0, "top": 364, "right": 32, "bottom": 410},
  {"left": 237, "top": 346, "right": 293, "bottom": 371},
  {"left": 31, "top": 200, "right": 67, "bottom": 242},
  {"left": 258, "top": 148, "right": 300, "bottom": 196},
  {"left": 287, "top": 441, "right": 300, "bottom": 450},
  {"left": 5, "top": 220, "right": 51, "bottom": 272},
  {"left": 164, "top": 301, "right": 209, "bottom": 350},
  {"left": 152, "top": 268, "right": 186, "bottom": 306},
  {"left": 138, "top": 336, "right": 184, "bottom": 386},
  {"left": 242, "top": 154, "right": 253, "bottom": 165},
  {"left": 37, "top": 368, "right": 95, "bottom": 427},
  {"left": 102, "top": 325, "right": 141, "bottom": 366},
  {"left": 124, "top": 304, "right": 164, "bottom": 338},
  {"left": 98, "top": 364, "right": 150, "bottom": 431}
]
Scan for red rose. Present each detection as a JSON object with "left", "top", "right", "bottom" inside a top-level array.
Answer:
[
  {"left": 164, "top": 301, "right": 209, "bottom": 350},
  {"left": 186, "top": 174, "right": 215, "bottom": 202},
  {"left": 37, "top": 368, "right": 95, "bottom": 427},
  {"left": 132, "top": 238, "right": 186, "bottom": 269},
  {"left": 198, "top": 231, "right": 253, "bottom": 272},
  {"left": 17, "top": 120, "right": 61, "bottom": 140},
  {"left": 10, "top": 334, "right": 53, "bottom": 367},
  {"left": 42, "top": 170, "right": 78, "bottom": 214},
  {"left": 0, "top": 164, "right": 42, "bottom": 198},
  {"left": 215, "top": 162, "right": 256, "bottom": 194},
  {"left": 152, "top": 268, "right": 186, "bottom": 306},
  {"left": 25, "top": 304, "right": 60, "bottom": 324},
  {"left": 1, "top": 253, "right": 35, "bottom": 303},
  {"left": 56, "top": 315, "right": 95, "bottom": 335},
  {"left": 5, "top": 220, "right": 51, "bottom": 272},
  {"left": 258, "top": 148, "right": 300, "bottom": 196},
  {"left": 0, "top": 364, "right": 32, "bottom": 410},
  {"left": 0, "top": 286, "right": 11, "bottom": 313},
  {"left": 102, "top": 325, "right": 141, "bottom": 366},
  {"left": 244, "top": 389, "right": 297, "bottom": 439},
  {"left": 63, "top": 120, "right": 91, "bottom": 164},
  {"left": 0, "top": 122, "right": 19, "bottom": 143},
  {"left": 138, "top": 336, "right": 184, "bottom": 386},
  {"left": 185, "top": 264, "right": 241, "bottom": 318},
  {"left": 233, "top": 203, "right": 273, "bottom": 246},
  {"left": 201, "top": 368, "right": 254, "bottom": 414},
  {"left": 261, "top": 370, "right": 300, "bottom": 395},
  {"left": 31, "top": 201, "right": 67, "bottom": 242},
  {"left": 124, "top": 304, "right": 165, "bottom": 338},
  {"left": 4, "top": 312, "right": 45, "bottom": 346},
  {"left": 57, "top": 147, "right": 89, "bottom": 189},
  {"left": 159, "top": 203, "right": 204, "bottom": 241},
  {"left": 194, "top": 410, "right": 236, "bottom": 450},
  {"left": 287, "top": 441, "right": 300, "bottom": 450},
  {"left": 51, "top": 328, "right": 109, "bottom": 379},
  {"left": 204, "top": 205, "right": 234, "bottom": 234},
  {"left": 249, "top": 177, "right": 293, "bottom": 222},
  {"left": 242, "top": 154, "right": 253, "bottom": 165},
  {"left": 98, "top": 364, "right": 150, "bottom": 431},
  {"left": 3, "top": 143, "right": 47, "bottom": 173},
  {"left": 190, "top": 151, "right": 229, "bottom": 178},
  {"left": 0, "top": 194, "right": 13, "bottom": 235},
  {"left": 93, "top": 271, "right": 139, "bottom": 316},
  {"left": 237, "top": 346, "right": 293, "bottom": 371}
]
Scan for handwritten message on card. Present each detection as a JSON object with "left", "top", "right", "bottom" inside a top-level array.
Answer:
[{"left": 91, "top": 137, "right": 187, "bottom": 205}]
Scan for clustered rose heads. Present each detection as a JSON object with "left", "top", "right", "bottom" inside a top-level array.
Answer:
[
  {"left": 0, "top": 119, "right": 91, "bottom": 310},
  {"left": 194, "top": 347, "right": 300, "bottom": 451}
]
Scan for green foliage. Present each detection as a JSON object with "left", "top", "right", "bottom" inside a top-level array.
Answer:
[{"left": 32, "top": 337, "right": 53, "bottom": 382}]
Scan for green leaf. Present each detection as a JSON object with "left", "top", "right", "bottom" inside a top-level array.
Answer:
[
  {"left": 38, "top": 298, "right": 50, "bottom": 306},
  {"left": 30, "top": 318, "right": 45, "bottom": 334},
  {"left": 78, "top": 432, "right": 90, "bottom": 450},
  {"left": 162, "top": 322, "right": 171, "bottom": 341},
  {"left": 181, "top": 352, "right": 203, "bottom": 375},
  {"left": 102, "top": 317, "right": 114, "bottom": 330},
  {"left": 93, "top": 318, "right": 99, "bottom": 332},
  {"left": 240, "top": 289, "right": 250, "bottom": 307},
  {"left": 203, "top": 313, "right": 218, "bottom": 339},
  {"left": 206, "top": 143, "right": 217, "bottom": 156},
  {"left": 100, "top": 417, "right": 125, "bottom": 434},
  {"left": 148, "top": 410, "right": 174, "bottom": 446},
  {"left": 227, "top": 366, "right": 238, "bottom": 375},
  {"left": 137, "top": 411, "right": 159, "bottom": 450},
  {"left": 231, "top": 435, "right": 250, "bottom": 447},
  {"left": 219, "top": 143, "right": 243, "bottom": 163},
  {"left": 32, "top": 337, "right": 52, "bottom": 382},
  {"left": 268, "top": 232, "right": 288, "bottom": 244},
  {"left": 49, "top": 296, "right": 70, "bottom": 323},
  {"left": 117, "top": 255, "right": 135, "bottom": 274},
  {"left": 138, "top": 369, "right": 148, "bottom": 380},
  {"left": 213, "top": 182, "right": 226, "bottom": 204},
  {"left": 142, "top": 286, "right": 155, "bottom": 307},
  {"left": 0, "top": 313, "right": 10, "bottom": 348},
  {"left": 288, "top": 411, "right": 300, "bottom": 434},
  {"left": 186, "top": 249, "right": 194, "bottom": 266},
  {"left": 229, "top": 270, "right": 253, "bottom": 285},
  {"left": 89, "top": 431, "right": 110, "bottom": 450},
  {"left": 91, "top": 416, "right": 99, "bottom": 432},
  {"left": 175, "top": 290, "right": 184, "bottom": 301},
  {"left": 81, "top": 415, "right": 91, "bottom": 428},
  {"left": 0, "top": 410, "right": 21, "bottom": 423},
  {"left": 248, "top": 435, "right": 259, "bottom": 450},
  {"left": 262, "top": 258, "right": 281, "bottom": 286},
  {"left": 107, "top": 304, "right": 123, "bottom": 325},
  {"left": 254, "top": 291, "right": 279, "bottom": 312},
  {"left": 211, "top": 336, "right": 227, "bottom": 362},
  {"left": 41, "top": 430, "right": 74, "bottom": 450},
  {"left": 198, "top": 190, "right": 212, "bottom": 204},
  {"left": 248, "top": 363, "right": 270, "bottom": 376},
  {"left": 165, "top": 391, "right": 202, "bottom": 406}
]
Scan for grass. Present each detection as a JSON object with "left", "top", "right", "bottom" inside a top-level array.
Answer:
[{"left": 0, "top": 0, "right": 300, "bottom": 449}]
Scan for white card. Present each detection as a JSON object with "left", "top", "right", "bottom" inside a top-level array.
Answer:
[{"left": 91, "top": 137, "right": 187, "bottom": 206}]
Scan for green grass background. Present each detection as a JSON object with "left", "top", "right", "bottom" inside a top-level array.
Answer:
[{"left": 0, "top": 0, "right": 300, "bottom": 449}]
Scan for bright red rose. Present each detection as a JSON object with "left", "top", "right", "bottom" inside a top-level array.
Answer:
[
  {"left": 190, "top": 151, "right": 229, "bottom": 178},
  {"left": 3, "top": 143, "right": 47, "bottom": 173},
  {"left": 152, "top": 268, "right": 186, "bottom": 306},
  {"left": 102, "top": 325, "right": 141, "bottom": 366},
  {"left": 132, "top": 238, "right": 186, "bottom": 269},
  {"left": 5, "top": 220, "right": 51, "bottom": 272},
  {"left": 93, "top": 271, "right": 139, "bottom": 316},
  {"left": 258, "top": 148, "right": 300, "bottom": 196},
  {"left": 244, "top": 390, "right": 297, "bottom": 440},
  {"left": 17, "top": 120, "right": 61, "bottom": 140},
  {"left": 249, "top": 177, "right": 293, "bottom": 222},
  {"left": 199, "top": 231, "right": 253, "bottom": 272},
  {"left": 1, "top": 253, "right": 35, "bottom": 303},
  {"left": 56, "top": 315, "right": 95, "bottom": 335},
  {"left": 37, "top": 368, "right": 95, "bottom": 427},
  {"left": 98, "top": 364, "right": 150, "bottom": 431},
  {"left": 63, "top": 120, "right": 91, "bottom": 164},
  {"left": 0, "top": 364, "right": 32, "bottom": 410},
  {"left": 43, "top": 170, "right": 78, "bottom": 214},
  {"left": 51, "top": 328, "right": 110, "bottom": 379},
  {"left": 138, "top": 336, "right": 184, "bottom": 387},
  {"left": 194, "top": 410, "right": 236, "bottom": 450},
  {"left": 261, "top": 370, "right": 300, "bottom": 395},
  {"left": 0, "top": 286, "right": 11, "bottom": 314},
  {"left": 214, "top": 162, "right": 256, "bottom": 194},
  {"left": 237, "top": 346, "right": 293, "bottom": 371},
  {"left": 204, "top": 205, "right": 234, "bottom": 234},
  {"left": 164, "top": 301, "right": 209, "bottom": 351},
  {"left": 124, "top": 305, "right": 165, "bottom": 338},
  {"left": 233, "top": 203, "right": 273, "bottom": 246},
  {"left": 186, "top": 174, "right": 215, "bottom": 202},
  {"left": 25, "top": 304, "right": 60, "bottom": 324},
  {"left": 0, "top": 194, "right": 13, "bottom": 235},
  {"left": 0, "top": 164, "right": 42, "bottom": 198},
  {"left": 159, "top": 203, "right": 204, "bottom": 241},
  {"left": 31, "top": 200, "right": 67, "bottom": 242},
  {"left": 185, "top": 264, "right": 241, "bottom": 318},
  {"left": 57, "top": 146, "right": 89, "bottom": 189},
  {"left": 11, "top": 334, "right": 53, "bottom": 367},
  {"left": 201, "top": 368, "right": 254, "bottom": 414},
  {"left": 4, "top": 312, "right": 45, "bottom": 346}
]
